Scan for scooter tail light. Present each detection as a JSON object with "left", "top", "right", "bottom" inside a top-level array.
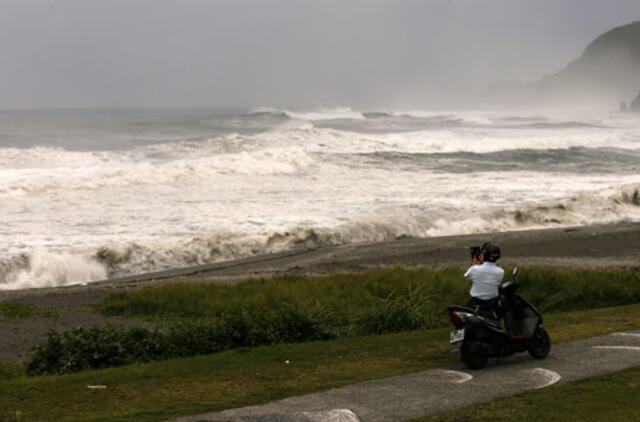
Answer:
[{"left": 449, "top": 311, "right": 471, "bottom": 328}]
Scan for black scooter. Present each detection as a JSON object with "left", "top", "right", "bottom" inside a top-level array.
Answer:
[{"left": 447, "top": 267, "right": 551, "bottom": 369}]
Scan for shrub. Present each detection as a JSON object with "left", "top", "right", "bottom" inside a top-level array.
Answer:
[
  {"left": 26, "top": 325, "right": 170, "bottom": 376},
  {"left": 26, "top": 303, "right": 334, "bottom": 375},
  {"left": 357, "top": 285, "right": 441, "bottom": 334},
  {"left": 244, "top": 301, "right": 335, "bottom": 345}
]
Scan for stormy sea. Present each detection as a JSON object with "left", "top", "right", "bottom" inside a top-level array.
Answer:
[{"left": 1, "top": 107, "right": 639, "bottom": 290}]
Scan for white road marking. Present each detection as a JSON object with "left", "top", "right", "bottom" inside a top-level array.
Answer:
[
  {"left": 302, "top": 408, "right": 361, "bottom": 422},
  {"left": 439, "top": 370, "right": 473, "bottom": 383},
  {"left": 610, "top": 332, "right": 640, "bottom": 338},
  {"left": 593, "top": 346, "right": 640, "bottom": 351},
  {"left": 529, "top": 368, "right": 561, "bottom": 389}
]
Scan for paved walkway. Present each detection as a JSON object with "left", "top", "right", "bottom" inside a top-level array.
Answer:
[{"left": 170, "top": 329, "right": 640, "bottom": 422}]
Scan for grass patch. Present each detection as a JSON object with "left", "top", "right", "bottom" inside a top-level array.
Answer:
[
  {"left": 0, "top": 303, "right": 58, "bottom": 319},
  {"left": 97, "top": 268, "right": 471, "bottom": 331},
  {"left": 29, "top": 266, "right": 640, "bottom": 375},
  {"left": 3, "top": 302, "right": 640, "bottom": 422},
  {"left": 98, "top": 267, "right": 640, "bottom": 326},
  {"left": 0, "top": 361, "right": 24, "bottom": 382},
  {"left": 413, "top": 365, "right": 640, "bottom": 422}
]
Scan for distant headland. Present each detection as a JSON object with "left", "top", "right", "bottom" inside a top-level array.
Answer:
[{"left": 484, "top": 20, "right": 640, "bottom": 110}]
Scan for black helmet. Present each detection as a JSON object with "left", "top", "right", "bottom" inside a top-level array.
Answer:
[{"left": 482, "top": 244, "right": 501, "bottom": 262}]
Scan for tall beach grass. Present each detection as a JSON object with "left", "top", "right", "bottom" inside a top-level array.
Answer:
[
  {"left": 99, "top": 266, "right": 640, "bottom": 329},
  {"left": 28, "top": 266, "right": 640, "bottom": 375}
]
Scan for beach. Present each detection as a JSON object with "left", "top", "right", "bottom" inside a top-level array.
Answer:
[{"left": 2, "top": 222, "right": 638, "bottom": 361}]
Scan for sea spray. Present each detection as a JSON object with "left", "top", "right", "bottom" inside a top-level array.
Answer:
[{"left": 0, "top": 251, "right": 106, "bottom": 290}]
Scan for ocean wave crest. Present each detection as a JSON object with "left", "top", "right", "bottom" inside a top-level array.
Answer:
[
  {"left": 2, "top": 119, "right": 638, "bottom": 198},
  {"left": 0, "top": 146, "right": 316, "bottom": 195},
  {"left": 1, "top": 184, "right": 638, "bottom": 290},
  {"left": 249, "top": 106, "right": 365, "bottom": 121}
]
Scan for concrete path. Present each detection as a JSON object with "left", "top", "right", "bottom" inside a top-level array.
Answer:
[{"left": 169, "top": 329, "right": 640, "bottom": 422}]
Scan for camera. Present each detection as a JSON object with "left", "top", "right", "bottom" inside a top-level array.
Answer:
[{"left": 469, "top": 246, "right": 482, "bottom": 260}]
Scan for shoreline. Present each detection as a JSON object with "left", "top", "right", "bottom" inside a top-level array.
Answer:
[
  {"left": 2, "top": 221, "right": 639, "bottom": 305},
  {"left": 1, "top": 221, "right": 639, "bottom": 361}
]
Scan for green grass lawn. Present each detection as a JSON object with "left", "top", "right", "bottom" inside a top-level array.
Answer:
[{"left": 3, "top": 302, "right": 640, "bottom": 422}]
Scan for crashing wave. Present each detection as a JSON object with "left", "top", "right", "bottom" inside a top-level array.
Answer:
[
  {"left": 0, "top": 251, "right": 106, "bottom": 291},
  {"left": 0, "top": 145, "right": 317, "bottom": 195},
  {"left": 248, "top": 107, "right": 366, "bottom": 121},
  {"left": 1, "top": 184, "right": 638, "bottom": 291},
  {"left": 2, "top": 115, "right": 638, "bottom": 196}
]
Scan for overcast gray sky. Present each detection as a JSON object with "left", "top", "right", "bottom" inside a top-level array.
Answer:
[{"left": 2, "top": 0, "right": 640, "bottom": 110}]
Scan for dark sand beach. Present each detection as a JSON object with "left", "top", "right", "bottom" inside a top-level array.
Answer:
[{"left": 1, "top": 222, "right": 639, "bottom": 360}]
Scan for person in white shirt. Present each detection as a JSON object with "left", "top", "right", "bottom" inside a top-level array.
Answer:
[{"left": 464, "top": 244, "right": 504, "bottom": 316}]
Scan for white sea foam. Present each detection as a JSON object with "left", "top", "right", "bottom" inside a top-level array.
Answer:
[
  {"left": 1, "top": 120, "right": 638, "bottom": 193},
  {"left": 248, "top": 106, "right": 365, "bottom": 120},
  {"left": 280, "top": 107, "right": 365, "bottom": 121},
  {"left": 1, "top": 109, "right": 639, "bottom": 290},
  {"left": 0, "top": 146, "right": 120, "bottom": 170},
  {"left": 391, "top": 110, "right": 497, "bottom": 126},
  {"left": 1, "top": 183, "right": 638, "bottom": 290},
  {"left": 0, "top": 146, "right": 316, "bottom": 195},
  {"left": 0, "top": 250, "right": 106, "bottom": 290},
  {"left": 248, "top": 124, "right": 639, "bottom": 155}
]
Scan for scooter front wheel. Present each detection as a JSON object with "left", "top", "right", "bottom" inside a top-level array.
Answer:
[
  {"left": 527, "top": 326, "right": 551, "bottom": 359},
  {"left": 461, "top": 340, "right": 488, "bottom": 370}
]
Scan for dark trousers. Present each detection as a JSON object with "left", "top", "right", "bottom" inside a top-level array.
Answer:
[{"left": 467, "top": 296, "right": 501, "bottom": 318}]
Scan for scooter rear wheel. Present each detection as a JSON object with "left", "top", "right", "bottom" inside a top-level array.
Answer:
[
  {"left": 527, "top": 326, "right": 551, "bottom": 359},
  {"left": 461, "top": 340, "right": 488, "bottom": 369}
]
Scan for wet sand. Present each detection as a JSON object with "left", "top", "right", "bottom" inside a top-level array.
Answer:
[{"left": 1, "top": 222, "right": 639, "bottom": 360}]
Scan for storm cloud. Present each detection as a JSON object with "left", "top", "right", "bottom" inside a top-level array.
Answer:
[{"left": 2, "top": 0, "right": 640, "bottom": 110}]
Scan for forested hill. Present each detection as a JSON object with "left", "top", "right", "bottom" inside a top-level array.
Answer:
[{"left": 484, "top": 21, "right": 640, "bottom": 109}]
